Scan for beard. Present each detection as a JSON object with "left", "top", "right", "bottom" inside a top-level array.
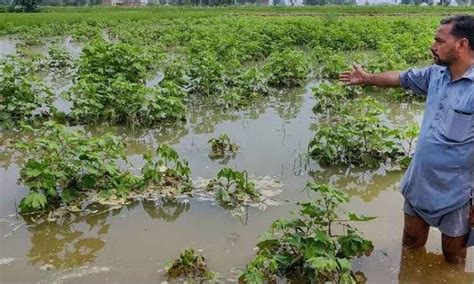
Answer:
[{"left": 432, "top": 50, "right": 458, "bottom": 67}]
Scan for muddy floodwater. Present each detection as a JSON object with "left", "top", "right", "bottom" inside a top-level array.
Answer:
[{"left": 0, "top": 36, "right": 473, "bottom": 284}]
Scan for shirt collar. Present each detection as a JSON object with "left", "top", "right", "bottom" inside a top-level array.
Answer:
[
  {"left": 463, "top": 65, "right": 474, "bottom": 81},
  {"left": 440, "top": 65, "right": 474, "bottom": 82}
]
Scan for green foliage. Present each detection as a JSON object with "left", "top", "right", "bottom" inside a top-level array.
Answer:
[
  {"left": 312, "top": 82, "right": 362, "bottom": 115},
  {"left": 16, "top": 122, "right": 139, "bottom": 212},
  {"left": 164, "top": 248, "right": 216, "bottom": 281},
  {"left": 394, "top": 122, "right": 420, "bottom": 168},
  {"left": 67, "top": 76, "right": 185, "bottom": 125},
  {"left": 16, "top": 124, "right": 194, "bottom": 212},
  {"left": 69, "top": 22, "right": 102, "bottom": 42},
  {"left": 310, "top": 96, "right": 403, "bottom": 167},
  {"left": 240, "top": 182, "right": 373, "bottom": 283},
  {"left": 208, "top": 133, "right": 239, "bottom": 161},
  {"left": 236, "top": 67, "right": 272, "bottom": 97},
  {"left": 3, "top": 13, "right": 439, "bottom": 116},
  {"left": 263, "top": 49, "right": 309, "bottom": 88},
  {"left": 19, "top": 191, "right": 47, "bottom": 211},
  {"left": 220, "top": 66, "right": 272, "bottom": 108},
  {"left": 65, "top": 40, "right": 186, "bottom": 125},
  {"left": 186, "top": 50, "right": 224, "bottom": 96},
  {"left": 142, "top": 144, "right": 192, "bottom": 197},
  {"left": 0, "top": 7, "right": 469, "bottom": 32},
  {"left": 383, "top": 31, "right": 432, "bottom": 65},
  {"left": 78, "top": 40, "right": 150, "bottom": 83},
  {"left": 45, "top": 46, "right": 72, "bottom": 70},
  {"left": 161, "top": 58, "right": 189, "bottom": 87},
  {"left": 0, "top": 57, "right": 55, "bottom": 129},
  {"left": 206, "top": 168, "right": 260, "bottom": 208},
  {"left": 16, "top": 33, "right": 42, "bottom": 47},
  {"left": 365, "top": 44, "right": 409, "bottom": 74},
  {"left": 319, "top": 51, "right": 349, "bottom": 80}
]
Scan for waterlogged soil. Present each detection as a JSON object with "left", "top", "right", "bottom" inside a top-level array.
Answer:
[{"left": 1, "top": 39, "right": 473, "bottom": 284}]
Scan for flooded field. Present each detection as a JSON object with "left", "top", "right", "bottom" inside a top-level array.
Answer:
[{"left": 0, "top": 13, "right": 473, "bottom": 283}]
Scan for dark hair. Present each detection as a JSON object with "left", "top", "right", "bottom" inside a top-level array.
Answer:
[{"left": 440, "top": 15, "right": 474, "bottom": 50}]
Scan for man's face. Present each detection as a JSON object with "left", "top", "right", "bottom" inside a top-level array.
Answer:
[{"left": 431, "top": 23, "right": 459, "bottom": 67}]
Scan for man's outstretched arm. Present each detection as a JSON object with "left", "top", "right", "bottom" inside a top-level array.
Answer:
[{"left": 339, "top": 64, "right": 401, "bottom": 88}]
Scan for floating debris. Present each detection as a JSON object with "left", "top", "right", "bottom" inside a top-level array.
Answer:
[
  {"left": 0, "top": 218, "right": 11, "bottom": 224},
  {"left": 40, "top": 264, "right": 55, "bottom": 271},
  {"left": 3, "top": 222, "right": 25, "bottom": 238},
  {"left": 47, "top": 266, "right": 111, "bottom": 284},
  {"left": 193, "top": 175, "right": 283, "bottom": 215},
  {"left": 0, "top": 258, "right": 15, "bottom": 265}
]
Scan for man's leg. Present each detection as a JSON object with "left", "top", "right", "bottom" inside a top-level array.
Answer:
[
  {"left": 403, "top": 213, "right": 429, "bottom": 248},
  {"left": 439, "top": 200, "right": 471, "bottom": 264},
  {"left": 441, "top": 233, "right": 467, "bottom": 264}
]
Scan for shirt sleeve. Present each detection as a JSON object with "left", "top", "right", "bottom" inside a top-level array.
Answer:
[{"left": 399, "top": 66, "right": 433, "bottom": 96}]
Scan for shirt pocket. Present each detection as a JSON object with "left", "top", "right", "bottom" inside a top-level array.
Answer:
[{"left": 444, "top": 107, "right": 473, "bottom": 142}]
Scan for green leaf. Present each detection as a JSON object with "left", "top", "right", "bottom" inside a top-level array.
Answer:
[
  {"left": 215, "top": 188, "right": 232, "bottom": 204},
  {"left": 26, "top": 168, "right": 42, "bottom": 178},
  {"left": 61, "top": 187, "right": 78, "bottom": 204},
  {"left": 337, "top": 258, "right": 352, "bottom": 271},
  {"left": 19, "top": 191, "right": 48, "bottom": 212},
  {"left": 307, "top": 256, "right": 338, "bottom": 272},
  {"left": 348, "top": 213, "right": 377, "bottom": 222},
  {"left": 256, "top": 239, "right": 279, "bottom": 251},
  {"left": 240, "top": 265, "right": 265, "bottom": 284}
]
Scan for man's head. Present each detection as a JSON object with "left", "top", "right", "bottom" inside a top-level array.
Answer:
[{"left": 431, "top": 15, "right": 474, "bottom": 67}]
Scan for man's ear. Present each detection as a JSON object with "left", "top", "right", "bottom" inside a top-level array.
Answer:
[{"left": 458, "top": 38, "right": 470, "bottom": 52}]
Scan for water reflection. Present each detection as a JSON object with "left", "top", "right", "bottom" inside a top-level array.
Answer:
[
  {"left": 22, "top": 199, "right": 191, "bottom": 269},
  {"left": 142, "top": 198, "right": 190, "bottom": 222},
  {"left": 187, "top": 98, "right": 258, "bottom": 135},
  {"left": 0, "top": 37, "right": 21, "bottom": 58},
  {"left": 0, "top": 130, "right": 34, "bottom": 168},
  {"left": 0, "top": 121, "right": 190, "bottom": 171},
  {"left": 0, "top": 36, "right": 83, "bottom": 60},
  {"left": 186, "top": 87, "right": 305, "bottom": 135},
  {"left": 23, "top": 204, "right": 112, "bottom": 269},
  {"left": 208, "top": 149, "right": 237, "bottom": 165},
  {"left": 398, "top": 247, "right": 474, "bottom": 284},
  {"left": 310, "top": 166, "right": 403, "bottom": 202},
  {"left": 83, "top": 122, "right": 189, "bottom": 155},
  {"left": 62, "top": 36, "right": 83, "bottom": 60},
  {"left": 272, "top": 89, "right": 305, "bottom": 122}
]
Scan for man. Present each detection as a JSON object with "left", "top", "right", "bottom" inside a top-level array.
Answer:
[{"left": 340, "top": 15, "right": 474, "bottom": 264}]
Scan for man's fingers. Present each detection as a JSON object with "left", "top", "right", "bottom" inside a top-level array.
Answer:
[
  {"left": 339, "top": 72, "right": 353, "bottom": 80},
  {"left": 340, "top": 67, "right": 364, "bottom": 86},
  {"left": 355, "top": 67, "right": 363, "bottom": 73},
  {"left": 339, "top": 72, "right": 358, "bottom": 85}
]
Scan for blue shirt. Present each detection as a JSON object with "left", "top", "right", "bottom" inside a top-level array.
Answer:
[{"left": 399, "top": 64, "right": 474, "bottom": 217}]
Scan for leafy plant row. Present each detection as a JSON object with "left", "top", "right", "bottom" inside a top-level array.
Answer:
[
  {"left": 310, "top": 82, "right": 420, "bottom": 168},
  {"left": 2, "top": 15, "right": 437, "bottom": 130},
  {"left": 16, "top": 122, "right": 260, "bottom": 214}
]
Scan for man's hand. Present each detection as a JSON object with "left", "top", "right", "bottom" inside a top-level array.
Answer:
[
  {"left": 339, "top": 64, "right": 401, "bottom": 88},
  {"left": 339, "top": 64, "right": 371, "bottom": 86}
]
